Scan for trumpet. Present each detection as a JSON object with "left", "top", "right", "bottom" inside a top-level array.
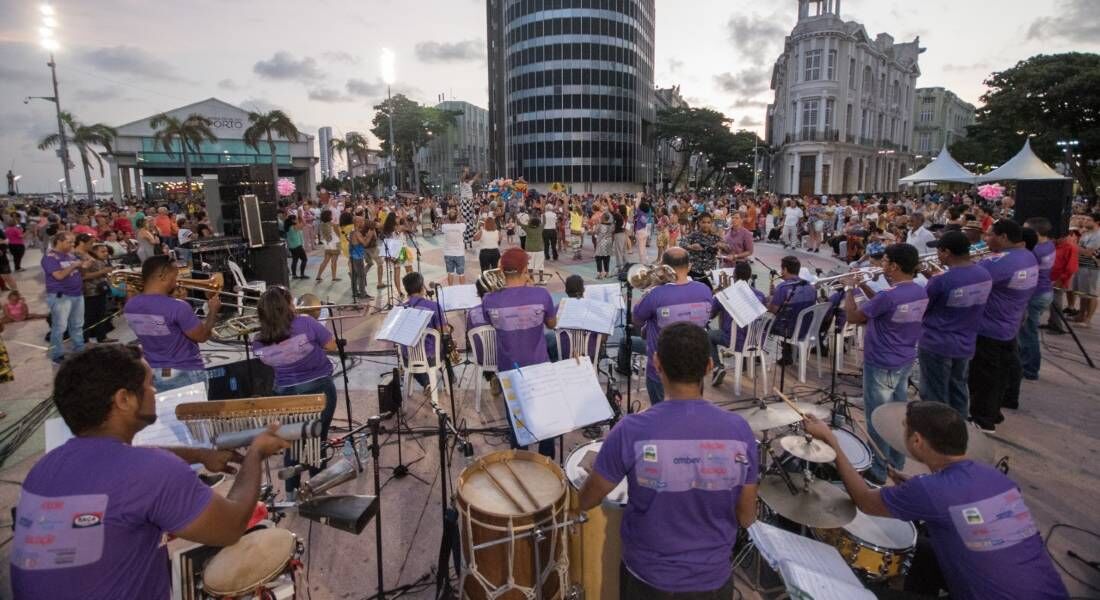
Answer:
[
  {"left": 812, "top": 269, "right": 880, "bottom": 289},
  {"left": 294, "top": 293, "right": 366, "bottom": 320},
  {"left": 626, "top": 263, "right": 677, "bottom": 290}
]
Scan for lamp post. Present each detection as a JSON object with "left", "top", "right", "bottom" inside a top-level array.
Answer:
[
  {"left": 381, "top": 48, "right": 397, "bottom": 198},
  {"left": 35, "top": 4, "right": 73, "bottom": 203}
]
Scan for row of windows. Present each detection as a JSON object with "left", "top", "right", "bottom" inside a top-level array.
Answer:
[
  {"left": 508, "top": 41, "right": 641, "bottom": 70},
  {"left": 507, "top": 16, "right": 642, "bottom": 46},
  {"left": 505, "top": 163, "right": 639, "bottom": 183},
  {"left": 509, "top": 117, "right": 637, "bottom": 136},
  {"left": 507, "top": 68, "right": 639, "bottom": 93},
  {"left": 506, "top": 0, "right": 653, "bottom": 33},
  {"left": 512, "top": 139, "right": 638, "bottom": 160},
  {"left": 509, "top": 94, "right": 638, "bottom": 114}
]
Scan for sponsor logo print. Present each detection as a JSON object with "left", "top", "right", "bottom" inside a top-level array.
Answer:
[
  {"left": 72, "top": 513, "right": 102, "bottom": 528},
  {"left": 962, "top": 507, "right": 983, "bottom": 524}
]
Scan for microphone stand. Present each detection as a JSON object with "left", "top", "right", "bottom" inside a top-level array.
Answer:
[
  {"left": 822, "top": 288, "right": 851, "bottom": 426},
  {"left": 431, "top": 401, "right": 472, "bottom": 600},
  {"left": 368, "top": 415, "right": 386, "bottom": 600},
  {"left": 327, "top": 297, "right": 359, "bottom": 440},
  {"left": 430, "top": 284, "right": 460, "bottom": 423},
  {"left": 622, "top": 280, "right": 636, "bottom": 414}
]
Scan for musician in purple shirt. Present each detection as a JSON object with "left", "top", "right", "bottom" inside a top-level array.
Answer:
[
  {"left": 708, "top": 261, "right": 766, "bottom": 386},
  {"left": 969, "top": 220, "right": 1038, "bottom": 432},
  {"left": 399, "top": 272, "right": 443, "bottom": 390},
  {"left": 918, "top": 231, "right": 992, "bottom": 416},
  {"left": 805, "top": 402, "right": 1067, "bottom": 600},
  {"left": 1019, "top": 218, "right": 1055, "bottom": 380},
  {"left": 844, "top": 243, "right": 928, "bottom": 482},
  {"left": 41, "top": 232, "right": 92, "bottom": 363},
  {"left": 767, "top": 256, "right": 817, "bottom": 366}
]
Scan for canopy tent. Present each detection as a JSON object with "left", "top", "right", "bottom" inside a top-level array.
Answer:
[
  {"left": 976, "top": 139, "right": 1071, "bottom": 182},
  {"left": 898, "top": 145, "right": 977, "bottom": 185}
]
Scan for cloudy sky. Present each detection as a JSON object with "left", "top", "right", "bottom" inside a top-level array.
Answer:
[{"left": 1, "top": 0, "right": 1096, "bottom": 193}]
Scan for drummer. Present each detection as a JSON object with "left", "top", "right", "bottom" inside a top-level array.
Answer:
[
  {"left": 579, "top": 323, "right": 758, "bottom": 598},
  {"left": 803, "top": 404, "right": 1067, "bottom": 599},
  {"left": 251, "top": 286, "right": 339, "bottom": 498},
  {"left": 11, "top": 345, "right": 289, "bottom": 599}
]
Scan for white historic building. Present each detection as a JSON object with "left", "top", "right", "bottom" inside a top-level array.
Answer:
[{"left": 766, "top": 0, "right": 922, "bottom": 196}]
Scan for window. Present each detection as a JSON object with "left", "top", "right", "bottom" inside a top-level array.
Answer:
[
  {"left": 801, "top": 99, "right": 819, "bottom": 138},
  {"left": 824, "top": 98, "right": 835, "bottom": 130},
  {"left": 804, "top": 49, "right": 823, "bottom": 81},
  {"left": 827, "top": 50, "right": 837, "bottom": 80},
  {"left": 922, "top": 96, "right": 935, "bottom": 104},
  {"left": 849, "top": 58, "right": 857, "bottom": 89},
  {"left": 919, "top": 110, "right": 933, "bottom": 122},
  {"left": 891, "top": 80, "right": 900, "bottom": 106},
  {"left": 919, "top": 132, "right": 931, "bottom": 153},
  {"left": 845, "top": 103, "right": 853, "bottom": 135},
  {"left": 879, "top": 73, "right": 886, "bottom": 100}
]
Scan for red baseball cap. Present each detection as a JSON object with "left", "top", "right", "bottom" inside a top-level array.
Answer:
[{"left": 499, "top": 247, "right": 529, "bottom": 274}]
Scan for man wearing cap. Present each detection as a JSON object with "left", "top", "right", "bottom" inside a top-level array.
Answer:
[
  {"left": 918, "top": 231, "right": 992, "bottom": 415},
  {"left": 481, "top": 247, "right": 557, "bottom": 456}
]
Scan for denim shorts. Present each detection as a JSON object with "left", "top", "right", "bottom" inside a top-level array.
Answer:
[{"left": 444, "top": 255, "right": 465, "bottom": 274}]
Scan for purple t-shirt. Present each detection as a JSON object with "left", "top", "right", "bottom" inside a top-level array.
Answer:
[
  {"left": 977, "top": 249, "right": 1039, "bottom": 341},
  {"left": 920, "top": 265, "right": 993, "bottom": 359},
  {"left": 860, "top": 281, "right": 928, "bottom": 369},
  {"left": 11, "top": 437, "right": 213, "bottom": 600},
  {"left": 594, "top": 399, "right": 758, "bottom": 592},
  {"left": 710, "top": 288, "right": 766, "bottom": 350},
  {"left": 633, "top": 281, "right": 713, "bottom": 381},
  {"left": 481, "top": 286, "right": 555, "bottom": 368},
  {"left": 1033, "top": 240, "right": 1055, "bottom": 295},
  {"left": 769, "top": 278, "right": 817, "bottom": 339},
  {"left": 252, "top": 315, "right": 334, "bottom": 387},
  {"left": 123, "top": 294, "right": 204, "bottom": 370},
  {"left": 41, "top": 251, "right": 83, "bottom": 296},
  {"left": 881, "top": 461, "right": 1068, "bottom": 600}
]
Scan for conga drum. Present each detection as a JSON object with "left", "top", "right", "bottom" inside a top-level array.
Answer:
[
  {"left": 202, "top": 527, "right": 301, "bottom": 598},
  {"left": 565, "top": 440, "right": 627, "bottom": 600},
  {"left": 457, "top": 450, "right": 570, "bottom": 600}
]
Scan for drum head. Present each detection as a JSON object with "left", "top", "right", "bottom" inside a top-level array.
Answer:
[
  {"left": 204, "top": 528, "right": 295, "bottom": 596},
  {"left": 565, "top": 441, "right": 628, "bottom": 507},
  {"left": 459, "top": 450, "right": 566, "bottom": 516},
  {"left": 832, "top": 428, "right": 872, "bottom": 471},
  {"left": 844, "top": 509, "right": 917, "bottom": 551}
]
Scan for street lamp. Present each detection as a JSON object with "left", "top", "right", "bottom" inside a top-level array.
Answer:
[
  {"left": 381, "top": 48, "right": 397, "bottom": 198},
  {"left": 32, "top": 3, "right": 72, "bottom": 203},
  {"left": 1057, "top": 139, "right": 1080, "bottom": 178},
  {"left": 57, "top": 177, "right": 64, "bottom": 196}
]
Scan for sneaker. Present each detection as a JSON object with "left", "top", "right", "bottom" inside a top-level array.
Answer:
[{"left": 711, "top": 367, "right": 727, "bottom": 386}]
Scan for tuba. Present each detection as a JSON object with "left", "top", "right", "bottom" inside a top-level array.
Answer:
[
  {"left": 478, "top": 268, "right": 507, "bottom": 293},
  {"left": 715, "top": 270, "right": 732, "bottom": 292},
  {"left": 626, "top": 263, "right": 677, "bottom": 290}
]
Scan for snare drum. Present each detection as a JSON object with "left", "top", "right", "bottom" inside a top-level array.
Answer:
[
  {"left": 811, "top": 485, "right": 916, "bottom": 581},
  {"left": 564, "top": 440, "right": 627, "bottom": 600},
  {"left": 457, "top": 450, "right": 570, "bottom": 600},
  {"left": 202, "top": 527, "right": 301, "bottom": 598}
]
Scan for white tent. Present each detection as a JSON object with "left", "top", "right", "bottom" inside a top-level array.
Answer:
[
  {"left": 898, "top": 145, "right": 977, "bottom": 185},
  {"left": 976, "top": 139, "right": 1071, "bottom": 182}
]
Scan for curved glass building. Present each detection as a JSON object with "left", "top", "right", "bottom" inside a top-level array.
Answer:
[{"left": 487, "top": 0, "right": 655, "bottom": 191}]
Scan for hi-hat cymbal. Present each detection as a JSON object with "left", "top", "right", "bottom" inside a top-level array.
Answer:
[
  {"left": 870, "top": 402, "right": 997, "bottom": 465},
  {"left": 759, "top": 474, "right": 857, "bottom": 529},
  {"left": 735, "top": 401, "right": 830, "bottom": 432},
  {"left": 778, "top": 435, "right": 838, "bottom": 463}
]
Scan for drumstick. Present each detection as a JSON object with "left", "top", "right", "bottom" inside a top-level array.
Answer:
[
  {"left": 772, "top": 388, "right": 806, "bottom": 418},
  {"left": 478, "top": 464, "right": 525, "bottom": 513},
  {"left": 500, "top": 459, "right": 539, "bottom": 511}
]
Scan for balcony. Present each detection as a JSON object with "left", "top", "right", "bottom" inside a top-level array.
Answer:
[{"left": 782, "top": 129, "right": 841, "bottom": 144}]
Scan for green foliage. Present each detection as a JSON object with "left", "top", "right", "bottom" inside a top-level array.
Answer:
[
  {"left": 149, "top": 112, "right": 217, "bottom": 200},
  {"left": 38, "top": 112, "right": 118, "bottom": 201},
  {"left": 244, "top": 110, "right": 301, "bottom": 184},
  {"left": 369, "top": 94, "right": 458, "bottom": 192},
  {"left": 656, "top": 106, "right": 762, "bottom": 190}
]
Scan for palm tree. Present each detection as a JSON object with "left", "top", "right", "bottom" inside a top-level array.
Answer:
[
  {"left": 149, "top": 113, "right": 217, "bottom": 200},
  {"left": 328, "top": 132, "right": 369, "bottom": 197},
  {"left": 38, "top": 112, "right": 117, "bottom": 202},
  {"left": 243, "top": 110, "right": 300, "bottom": 186}
]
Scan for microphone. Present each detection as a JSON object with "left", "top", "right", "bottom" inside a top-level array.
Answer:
[
  {"left": 277, "top": 464, "right": 308, "bottom": 480},
  {"left": 212, "top": 420, "right": 324, "bottom": 450}
]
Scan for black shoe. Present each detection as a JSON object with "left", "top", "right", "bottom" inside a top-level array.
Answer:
[
  {"left": 1046, "top": 327, "right": 1067, "bottom": 335},
  {"left": 1063, "top": 308, "right": 1079, "bottom": 316},
  {"left": 711, "top": 367, "right": 727, "bottom": 386}
]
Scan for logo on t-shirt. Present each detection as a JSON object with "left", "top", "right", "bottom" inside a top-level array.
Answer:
[
  {"left": 71, "top": 513, "right": 102, "bottom": 528},
  {"left": 643, "top": 444, "right": 658, "bottom": 462},
  {"left": 962, "top": 507, "right": 984, "bottom": 524}
]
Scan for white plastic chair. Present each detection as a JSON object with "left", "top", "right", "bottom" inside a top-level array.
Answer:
[
  {"left": 395, "top": 328, "right": 448, "bottom": 407},
  {"left": 555, "top": 328, "right": 606, "bottom": 363},
  {"left": 777, "top": 303, "right": 833, "bottom": 383},
  {"left": 717, "top": 313, "right": 776, "bottom": 396},
  {"left": 227, "top": 259, "right": 267, "bottom": 315},
  {"left": 833, "top": 322, "right": 861, "bottom": 370},
  {"left": 466, "top": 325, "right": 498, "bottom": 413}
]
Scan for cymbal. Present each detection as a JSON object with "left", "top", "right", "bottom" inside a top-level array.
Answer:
[
  {"left": 735, "top": 401, "right": 830, "bottom": 432},
  {"left": 870, "top": 402, "right": 997, "bottom": 465},
  {"left": 778, "top": 435, "right": 838, "bottom": 463},
  {"left": 759, "top": 474, "right": 857, "bottom": 529}
]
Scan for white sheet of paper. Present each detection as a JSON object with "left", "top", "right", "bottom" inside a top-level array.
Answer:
[
  {"left": 556, "top": 298, "right": 617, "bottom": 335},
  {"left": 798, "top": 267, "right": 819, "bottom": 284},
  {"left": 749, "top": 522, "right": 864, "bottom": 588},
  {"left": 498, "top": 358, "right": 612, "bottom": 443},
  {"left": 438, "top": 284, "right": 482, "bottom": 312},
  {"left": 716, "top": 280, "right": 768, "bottom": 328},
  {"left": 382, "top": 237, "right": 404, "bottom": 260},
  {"left": 583, "top": 284, "right": 625, "bottom": 311},
  {"left": 133, "top": 383, "right": 206, "bottom": 447},
  {"left": 778, "top": 560, "right": 877, "bottom": 600},
  {"left": 377, "top": 306, "right": 433, "bottom": 346}
]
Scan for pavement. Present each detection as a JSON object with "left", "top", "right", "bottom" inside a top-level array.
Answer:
[{"left": 0, "top": 233, "right": 1097, "bottom": 599}]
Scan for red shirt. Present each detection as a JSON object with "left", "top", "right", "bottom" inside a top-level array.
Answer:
[
  {"left": 113, "top": 217, "right": 133, "bottom": 236},
  {"left": 1051, "top": 240, "right": 1079, "bottom": 288}
]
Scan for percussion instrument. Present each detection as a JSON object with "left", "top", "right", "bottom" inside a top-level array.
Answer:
[
  {"left": 778, "top": 435, "right": 837, "bottom": 463},
  {"left": 758, "top": 473, "right": 856, "bottom": 529},
  {"left": 457, "top": 450, "right": 571, "bottom": 600},
  {"left": 176, "top": 395, "right": 326, "bottom": 467},
  {"left": 734, "top": 401, "right": 829, "bottom": 433},
  {"left": 812, "top": 428, "right": 873, "bottom": 480},
  {"left": 870, "top": 402, "right": 996, "bottom": 465},
  {"left": 202, "top": 527, "right": 302, "bottom": 598},
  {"left": 812, "top": 484, "right": 916, "bottom": 581},
  {"left": 565, "top": 441, "right": 626, "bottom": 600}
]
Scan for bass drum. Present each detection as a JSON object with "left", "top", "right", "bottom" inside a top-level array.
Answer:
[{"left": 564, "top": 440, "right": 628, "bottom": 600}]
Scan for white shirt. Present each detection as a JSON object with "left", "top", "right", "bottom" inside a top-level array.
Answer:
[
  {"left": 542, "top": 209, "right": 558, "bottom": 230},
  {"left": 441, "top": 223, "right": 465, "bottom": 256},
  {"left": 906, "top": 226, "right": 936, "bottom": 255},
  {"left": 783, "top": 206, "right": 803, "bottom": 227},
  {"left": 478, "top": 228, "right": 500, "bottom": 250}
]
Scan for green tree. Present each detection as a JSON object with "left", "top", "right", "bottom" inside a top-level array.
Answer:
[
  {"left": 149, "top": 113, "right": 217, "bottom": 200},
  {"left": 370, "top": 94, "right": 458, "bottom": 193},
  {"left": 38, "top": 112, "right": 117, "bottom": 203},
  {"left": 243, "top": 110, "right": 301, "bottom": 185},
  {"left": 950, "top": 52, "right": 1100, "bottom": 194},
  {"left": 328, "top": 132, "right": 369, "bottom": 198},
  {"left": 655, "top": 106, "right": 735, "bottom": 190}
]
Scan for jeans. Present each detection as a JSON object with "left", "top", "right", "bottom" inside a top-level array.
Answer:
[
  {"left": 543, "top": 229, "right": 558, "bottom": 260},
  {"left": 708, "top": 329, "right": 728, "bottom": 367},
  {"left": 968, "top": 335, "right": 1017, "bottom": 429},
  {"left": 613, "top": 232, "right": 628, "bottom": 270},
  {"left": 620, "top": 562, "right": 734, "bottom": 599},
  {"left": 1018, "top": 291, "right": 1052, "bottom": 379},
  {"left": 153, "top": 368, "right": 209, "bottom": 393},
  {"left": 863, "top": 362, "right": 911, "bottom": 480},
  {"left": 289, "top": 245, "right": 307, "bottom": 277},
  {"left": 274, "top": 377, "right": 338, "bottom": 492},
  {"left": 918, "top": 348, "right": 970, "bottom": 417},
  {"left": 350, "top": 256, "right": 367, "bottom": 297},
  {"left": 645, "top": 376, "right": 665, "bottom": 406},
  {"left": 46, "top": 294, "right": 84, "bottom": 361}
]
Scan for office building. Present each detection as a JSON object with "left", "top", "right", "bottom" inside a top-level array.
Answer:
[
  {"left": 318, "top": 127, "right": 334, "bottom": 178},
  {"left": 766, "top": 0, "right": 921, "bottom": 195},
  {"left": 487, "top": 0, "right": 656, "bottom": 192},
  {"left": 414, "top": 100, "right": 489, "bottom": 194},
  {"left": 912, "top": 87, "right": 976, "bottom": 159}
]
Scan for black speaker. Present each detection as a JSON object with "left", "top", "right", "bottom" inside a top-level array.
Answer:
[
  {"left": 1014, "top": 179, "right": 1074, "bottom": 238},
  {"left": 218, "top": 167, "right": 276, "bottom": 238},
  {"left": 249, "top": 243, "right": 290, "bottom": 288},
  {"left": 378, "top": 368, "right": 402, "bottom": 415},
  {"left": 206, "top": 359, "right": 275, "bottom": 399}
]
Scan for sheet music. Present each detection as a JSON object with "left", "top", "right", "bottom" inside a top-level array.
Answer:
[
  {"left": 798, "top": 267, "right": 819, "bottom": 284},
  {"left": 778, "top": 560, "right": 877, "bottom": 600},
  {"left": 377, "top": 306, "right": 433, "bottom": 346},
  {"left": 498, "top": 357, "right": 612, "bottom": 443},
  {"left": 381, "top": 237, "right": 403, "bottom": 260},
  {"left": 715, "top": 280, "right": 768, "bottom": 328},
  {"left": 438, "top": 284, "right": 482, "bottom": 312},
  {"left": 583, "top": 284, "right": 625, "bottom": 311},
  {"left": 556, "top": 298, "right": 618, "bottom": 335},
  {"left": 749, "top": 522, "right": 864, "bottom": 588}
]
